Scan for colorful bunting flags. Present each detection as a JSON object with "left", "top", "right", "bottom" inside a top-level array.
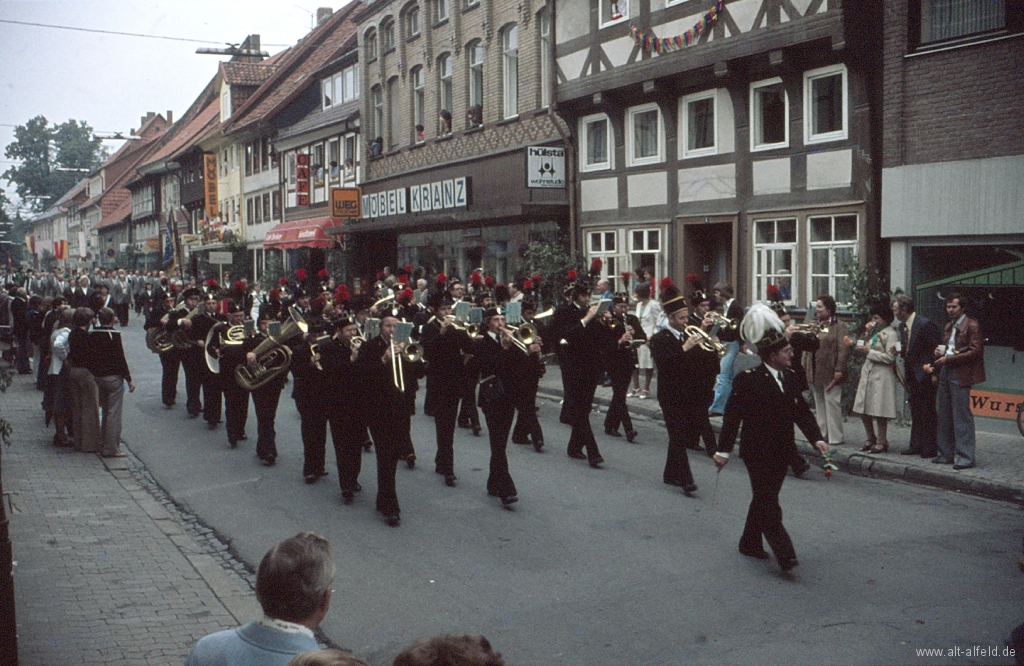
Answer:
[{"left": 630, "top": 0, "right": 724, "bottom": 54}]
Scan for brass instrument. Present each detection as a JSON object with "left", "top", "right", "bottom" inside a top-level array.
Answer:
[
  {"left": 170, "top": 305, "right": 202, "bottom": 350},
  {"left": 792, "top": 321, "right": 829, "bottom": 335},
  {"left": 234, "top": 311, "right": 309, "bottom": 390},
  {"left": 204, "top": 323, "right": 247, "bottom": 374},
  {"left": 683, "top": 325, "right": 727, "bottom": 358},
  {"left": 533, "top": 308, "right": 555, "bottom": 319},
  {"left": 501, "top": 323, "right": 540, "bottom": 353},
  {"left": 372, "top": 293, "right": 396, "bottom": 316},
  {"left": 708, "top": 311, "right": 739, "bottom": 332},
  {"left": 402, "top": 342, "right": 423, "bottom": 363},
  {"left": 310, "top": 334, "right": 331, "bottom": 371},
  {"left": 146, "top": 302, "right": 187, "bottom": 354},
  {"left": 390, "top": 339, "right": 405, "bottom": 391}
]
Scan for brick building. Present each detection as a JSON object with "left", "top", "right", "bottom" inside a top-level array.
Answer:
[
  {"left": 347, "top": 0, "right": 569, "bottom": 284},
  {"left": 881, "top": 1, "right": 1024, "bottom": 415},
  {"left": 554, "top": 0, "right": 883, "bottom": 309}
]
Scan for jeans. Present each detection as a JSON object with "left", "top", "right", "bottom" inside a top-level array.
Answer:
[{"left": 709, "top": 340, "right": 740, "bottom": 414}]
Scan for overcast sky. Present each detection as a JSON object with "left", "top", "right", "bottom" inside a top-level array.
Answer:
[{"left": 1, "top": 0, "right": 339, "bottom": 213}]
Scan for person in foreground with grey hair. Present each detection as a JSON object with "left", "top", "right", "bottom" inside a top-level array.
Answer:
[{"left": 185, "top": 532, "right": 334, "bottom": 666}]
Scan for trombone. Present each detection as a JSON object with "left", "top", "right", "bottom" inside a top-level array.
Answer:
[
  {"left": 390, "top": 338, "right": 405, "bottom": 391},
  {"left": 501, "top": 322, "right": 540, "bottom": 353}
]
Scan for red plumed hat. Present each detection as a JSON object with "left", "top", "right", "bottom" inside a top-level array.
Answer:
[
  {"left": 269, "top": 288, "right": 281, "bottom": 300},
  {"left": 523, "top": 279, "right": 533, "bottom": 291},
  {"left": 531, "top": 274, "right": 542, "bottom": 288},
  {"left": 470, "top": 272, "right": 482, "bottom": 286},
  {"left": 403, "top": 264, "right": 413, "bottom": 274},
  {"left": 590, "top": 257, "right": 603, "bottom": 275},
  {"left": 566, "top": 270, "right": 577, "bottom": 281},
  {"left": 399, "top": 288, "right": 414, "bottom": 304},
  {"left": 436, "top": 273, "right": 448, "bottom": 285},
  {"left": 296, "top": 269, "right": 307, "bottom": 281},
  {"left": 685, "top": 273, "right": 701, "bottom": 287},
  {"left": 279, "top": 277, "right": 289, "bottom": 286},
  {"left": 766, "top": 283, "right": 783, "bottom": 302},
  {"left": 659, "top": 277, "right": 675, "bottom": 293},
  {"left": 205, "top": 279, "right": 218, "bottom": 288},
  {"left": 232, "top": 280, "right": 246, "bottom": 293},
  {"left": 318, "top": 269, "right": 329, "bottom": 280},
  {"left": 335, "top": 284, "right": 351, "bottom": 303},
  {"left": 484, "top": 275, "right": 495, "bottom": 287}
]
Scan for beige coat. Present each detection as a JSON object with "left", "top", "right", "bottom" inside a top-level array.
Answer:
[{"left": 853, "top": 326, "right": 898, "bottom": 419}]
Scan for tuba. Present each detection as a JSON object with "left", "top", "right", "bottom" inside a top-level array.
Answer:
[
  {"left": 146, "top": 326, "right": 174, "bottom": 354},
  {"left": 170, "top": 305, "right": 203, "bottom": 350},
  {"left": 234, "top": 310, "right": 309, "bottom": 391}
]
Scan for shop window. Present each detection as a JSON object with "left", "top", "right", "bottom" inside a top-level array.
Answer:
[
  {"left": 502, "top": 25, "right": 519, "bottom": 119},
  {"left": 750, "top": 78, "right": 788, "bottom": 151},
  {"left": 753, "top": 218, "right": 796, "bottom": 304},
  {"left": 627, "top": 103, "right": 663, "bottom": 167},
  {"left": 580, "top": 114, "right": 612, "bottom": 172},
  {"left": 804, "top": 65, "right": 847, "bottom": 144},
  {"left": 680, "top": 90, "right": 716, "bottom": 158},
  {"left": 600, "top": 0, "right": 627, "bottom": 27},
  {"left": 809, "top": 214, "right": 858, "bottom": 307}
]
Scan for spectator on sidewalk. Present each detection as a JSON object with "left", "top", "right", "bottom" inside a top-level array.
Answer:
[
  {"left": 853, "top": 304, "right": 899, "bottom": 454},
  {"left": 185, "top": 532, "right": 334, "bottom": 666},
  {"left": 805, "top": 294, "right": 850, "bottom": 446},
  {"left": 46, "top": 306, "right": 74, "bottom": 447},
  {"left": 287, "top": 650, "right": 367, "bottom": 666},
  {"left": 631, "top": 283, "right": 660, "bottom": 400},
  {"left": 11, "top": 286, "right": 31, "bottom": 374},
  {"left": 892, "top": 294, "right": 941, "bottom": 458},
  {"left": 88, "top": 307, "right": 136, "bottom": 458},
  {"left": 394, "top": 634, "right": 506, "bottom": 666},
  {"left": 67, "top": 307, "right": 101, "bottom": 452},
  {"left": 930, "top": 292, "right": 985, "bottom": 470}
]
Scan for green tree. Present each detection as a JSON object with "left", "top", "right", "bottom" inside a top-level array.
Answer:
[
  {"left": 3, "top": 115, "right": 103, "bottom": 212},
  {"left": 523, "top": 232, "right": 582, "bottom": 309}
]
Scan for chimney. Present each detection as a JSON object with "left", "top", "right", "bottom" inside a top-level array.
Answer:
[
  {"left": 166, "top": 110, "right": 173, "bottom": 124},
  {"left": 317, "top": 7, "right": 333, "bottom": 24},
  {"left": 248, "top": 34, "right": 260, "bottom": 53}
]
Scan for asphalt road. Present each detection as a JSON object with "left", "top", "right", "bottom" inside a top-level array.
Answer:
[{"left": 118, "top": 320, "right": 1024, "bottom": 666}]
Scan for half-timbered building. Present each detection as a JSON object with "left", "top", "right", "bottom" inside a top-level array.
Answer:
[{"left": 554, "top": 0, "right": 881, "bottom": 309}]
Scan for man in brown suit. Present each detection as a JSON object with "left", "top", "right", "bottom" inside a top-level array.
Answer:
[{"left": 930, "top": 292, "right": 985, "bottom": 470}]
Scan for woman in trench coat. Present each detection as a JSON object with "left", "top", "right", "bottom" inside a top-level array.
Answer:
[{"left": 853, "top": 304, "right": 899, "bottom": 454}]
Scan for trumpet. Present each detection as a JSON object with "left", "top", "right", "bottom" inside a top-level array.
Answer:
[
  {"left": 708, "top": 311, "right": 739, "bottom": 332},
  {"left": 684, "top": 325, "right": 728, "bottom": 358},
  {"left": 533, "top": 308, "right": 555, "bottom": 319},
  {"left": 791, "top": 321, "right": 829, "bottom": 335}
]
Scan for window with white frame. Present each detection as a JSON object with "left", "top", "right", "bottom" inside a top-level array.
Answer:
[
  {"left": 372, "top": 86, "right": 384, "bottom": 142},
  {"left": 323, "top": 65, "right": 359, "bottom": 110},
  {"left": 387, "top": 77, "right": 400, "bottom": 150},
  {"left": 412, "top": 67, "right": 425, "bottom": 141},
  {"left": 346, "top": 64, "right": 359, "bottom": 101},
  {"left": 382, "top": 20, "right": 395, "bottom": 51},
  {"left": 322, "top": 75, "right": 335, "bottom": 109},
  {"left": 502, "top": 25, "right": 518, "bottom": 119},
  {"left": 580, "top": 114, "right": 612, "bottom": 171},
  {"left": 680, "top": 90, "right": 717, "bottom": 158},
  {"left": 438, "top": 53, "right": 453, "bottom": 117},
  {"left": 600, "top": 0, "right": 627, "bottom": 27},
  {"left": 539, "top": 12, "right": 551, "bottom": 108},
  {"left": 132, "top": 186, "right": 154, "bottom": 219},
  {"left": 344, "top": 134, "right": 357, "bottom": 180},
  {"left": 365, "top": 30, "right": 378, "bottom": 61},
  {"left": 437, "top": 0, "right": 449, "bottom": 22},
  {"left": 588, "top": 230, "right": 620, "bottom": 288},
  {"left": 804, "top": 65, "right": 847, "bottom": 144},
  {"left": 753, "top": 218, "right": 796, "bottom": 303},
  {"left": 221, "top": 90, "right": 231, "bottom": 120},
  {"left": 630, "top": 228, "right": 661, "bottom": 287},
  {"left": 809, "top": 214, "right": 858, "bottom": 306},
  {"left": 328, "top": 138, "right": 341, "bottom": 183},
  {"left": 466, "top": 0, "right": 479, "bottom": 9},
  {"left": 750, "top": 78, "right": 788, "bottom": 151},
  {"left": 468, "top": 41, "right": 484, "bottom": 113},
  {"left": 407, "top": 6, "right": 420, "bottom": 36},
  {"left": 627, "top": 103, "right": 663, "bottom": 166}
]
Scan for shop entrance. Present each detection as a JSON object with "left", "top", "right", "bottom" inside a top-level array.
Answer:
[{"left": 677, "top": 215, "right": 736, "bottom": 293}]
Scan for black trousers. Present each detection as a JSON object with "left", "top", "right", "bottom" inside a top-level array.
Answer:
[
  {"left": 906, "top": 375, "right": 938, "bottom": 456},
  {"left": 558, "top": 358, "right": 572, "bottom": 424},
  {"left": 160, "top": 350, "right": 181, "bottom": 406},
  {"left": 458, "top": 370, "right": 480, "bottom": 427},
  {"left": 252, "top": 383, "right": 283, "bottom": 460},
  {"left": 483, "top": 403, "right": 517, "bottom": 498},
  {"left": 567, "top": 376, "right": 601, "bottom": 460},
  {"left": 369, "top": 413, "right": 408, "bottom": 515},
  {"left": 222, "top": 376, "right": 249, "bottom": 444},
  {"left": 182, "top": 350, "right": 205, "bottom": 416},
  {"left": 331, "top": 412, "right": 364, "bottom": 493},
  {"left": 203, "top": 369, "right": 222, "bottom": 423},
  {"left": 423, "top": 372, "right": 437, "bottom": 416},
  {"left": 604, "top": 373, "right": 634, "bottom": 433},
  {"left": 511, "top": 381, "right": 543, "bottom": 445},
  {"left": 297, "top": 396, "right": 329, "bottom": 477},
  {"left": 741, "top": 458, "right": 795, "bottom": 561},
  {"left": 660, "top": 402, "right": 698, "bottom": 486},
  {"left": 433, "top": 379, "right": 461, "bottom": 475},
  {"left": 116, "top": 302, "right": 130, "bottom": 326}
]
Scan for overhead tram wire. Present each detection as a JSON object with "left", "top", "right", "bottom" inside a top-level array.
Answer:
[{"left": 0, "top": 19, "right": 290, "bottom": 47}]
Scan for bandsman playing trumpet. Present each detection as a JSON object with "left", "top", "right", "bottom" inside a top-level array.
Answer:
[
  {"left": 648, "top": 285, "right": 720, "bottom": 496},
  {"left": 602, "top": 294, "right": 645, "bottom": 442},
  {"left": 686, "top": 288, "right": 718, "bottom": 455},
  {"left": 316, "top": 316, "right": 367, "bottom": 504},
  {"left": 510, "top": 299, "right": 545, "bottom": 452}
]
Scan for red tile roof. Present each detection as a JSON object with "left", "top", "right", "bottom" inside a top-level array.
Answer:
[
  {"left": 221, "top": 61, "right": 278, "bottom": 87},
  {"left": 224, "top": 2, "right": 362, "bottom": 135}
]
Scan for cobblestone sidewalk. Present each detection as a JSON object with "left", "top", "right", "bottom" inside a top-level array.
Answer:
[{"left": 3, "top": 374, "right": 261, "bottom": 665}]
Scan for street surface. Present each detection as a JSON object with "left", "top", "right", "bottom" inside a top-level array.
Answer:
[{"left": 118, "top": 321, "right": 1024, "bottom": 665}]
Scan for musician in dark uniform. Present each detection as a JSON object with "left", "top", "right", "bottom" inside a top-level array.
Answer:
[
  {"left": 687, "top": 288, "right": 718, "bottom": 455},
  {"left": 768, "top": 286, "right": 815, "bottom": 477},
  {"left": 169, "top": 287, "right": 204, "bottom": 418},
  {"left": 551, "top": 277, "right": 604, "bottom": 467},
  {"left": 146, "top": 290, "right": 182, "bottom": 408},
  {"left": 714, "top": 303, "right": 829, "bottom": 572},
  {"left": 317, "top": 316, "right": 366, "bottom": 503},
  {"left": 421, "top": 292, "right": 474, "bottom": 486},
  {"left": 510, "top": 299, "right": 545, "bottom": 452},
  {"left": 289, "top": 318, "right": 330, "bottom": 483},
  {"left": 247, "top": 315, "right": 289, "bottom": 465},
  {"left": 353, "top": 312, "right": 412, "bottom": 527},
  {"left": 450, "top": 279, "right": 482, "bottom": 437},
  {"left": 194, "top": 294, "right": 225, "bottom": 429},
  {"left": 648, "top": 288, "right": 719, "bottom": 496},
  {"left": 208, "top": 303, "right": 254, "bottom": 448},
  {"left": 475, "top": 308, "right": 529, "bottom": 506},
  {"left": 602, "top": 294, "right": 644, "bottom": 442}
]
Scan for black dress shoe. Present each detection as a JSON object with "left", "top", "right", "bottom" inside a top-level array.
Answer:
[
  {"left": 501, "top": 495, "right": 518, "bottom": 506},
  {"left": 238, "top": 435, "right": 248, "bottom": 441},
  {"left": 260, "top": 456, "right": 276, "bottom": 467},
  {"left": 207, "top": 421, "right": 218, "bottom": 430},
  {"left": 405, "top": 454, "right": 416, "bottom": 469},
  {"left": 363, "top": 441, "right": 373, "bottom": 452},
  {"left": 663, "top": 478, "right": 682, "bottom": 487},
  {"left": 604, "top": 428, "right": 621, "bottom": 437},
  {"left": 682, "top": 483, "right": 697, "bottom": 496},
  {"left": 188, "top": 412, "right": 200, "bottom": 419},
  {"left": 739, "top": 546, "right": 771, "bottom": 560},
  {"left": 353, "top": 482, "right": 362, "bottom": 492},
  {"left": 533, "top": 439, "right": 544, "bottom": 452},
  {"left": 229, "top": 439, "right": 238, "bottom": 449},
  {"left": 304, "top": 473, "right": 321, "bottom": 484},
  {"left": 778, "top": 557, "right": 800, "bottom": 572},
  {"left": 588, "top": 456, "right": 605, "bottom": 468},
  {"left": 953, "top": 463, "right": 975, "bottom": 470},
  {"left": 792, "top": 459, "right": 811, "bottom": 478},
  {"left": 472, "top": 425, "right": 482, "bottom": 437},
  {"left": 625, "top": 430, "right": 638, "bottom": 443},
  {"left": 445, "top": 474, "right": 457, "bottom": 487},
  {"left": 342, "top": 491, "right": 354, "bottom": 505},
  {"left": 385, "top": 514, "right": 401, "bottom": 527},
  {"left": 931, "top": 457, "right": 952, "bottom": 465},
  {"left": 900, "top": 448, "right": 922, "bottom": 456},
  {"left": 568, "top": 451, "right": 587, "bottom": 460},
  {"left": 512, "top": 437, "right": 529, "bottom": 445}
]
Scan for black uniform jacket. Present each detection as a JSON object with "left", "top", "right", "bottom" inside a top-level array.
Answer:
[
  {"left": 421, "top": 320, "right": 473, "bottom": 382},
  {"left": 551, "top": 301, "right": 603, "bottom": 382},
  {"left": 473, "top": 331, "right": 518, "bottom": 410},
  {"left": 648, "top": 328, "right": 718, "bottom": 407}
]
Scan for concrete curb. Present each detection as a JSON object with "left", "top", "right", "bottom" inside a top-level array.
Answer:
[{"left": 537, "top": 385, "right": 1024, "bottom": 505}]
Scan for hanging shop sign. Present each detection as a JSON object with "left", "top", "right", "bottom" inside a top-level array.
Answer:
[
  {"left": 361, "top": 176, "right": 470, "bottom": 220},
  {"left": 527, "top": 146, "right": 566, "bottom": 189}
]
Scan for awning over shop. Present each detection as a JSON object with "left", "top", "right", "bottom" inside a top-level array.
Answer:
[{"left": 262, "top": 217, "right": 340, "bottom": 250}]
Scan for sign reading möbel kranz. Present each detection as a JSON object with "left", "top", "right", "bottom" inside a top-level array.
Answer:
[{"left": 331, "top": 187, "right": 362, "bottom": 220}]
